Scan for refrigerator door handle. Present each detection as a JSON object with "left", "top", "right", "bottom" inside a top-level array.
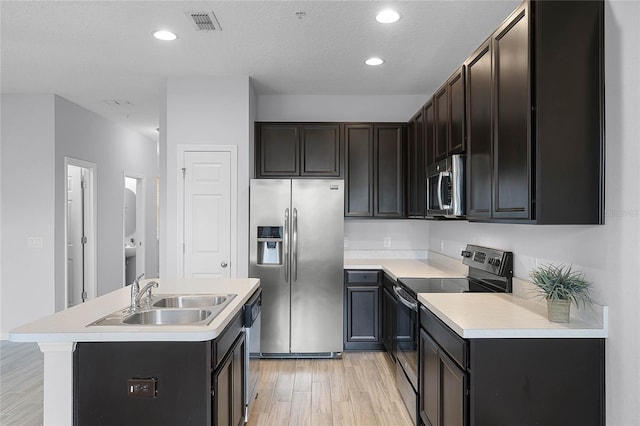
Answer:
[
  {"left": 292, "top": 208, "right": 298, "bottom": 282},
  {"left": 284, "top": 208, "right": 290, "bottom": 283}
]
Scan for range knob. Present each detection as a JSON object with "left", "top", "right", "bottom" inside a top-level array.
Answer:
[
  {"left": 488, "top": 258, "right": 501, "bottom": 267},
  {"left": 461, "top": 250, "right": 472, "bottom": 258}
]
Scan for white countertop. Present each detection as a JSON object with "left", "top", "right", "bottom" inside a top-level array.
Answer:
[
  {"left": 418, "top": 293, "right": 608, "bottom": 339},
  {"left": 344, "top": 258, "right": 465, "bottom": 281},
  {"left": 9, "top": 278, "right": 260, "bottom": 343}
]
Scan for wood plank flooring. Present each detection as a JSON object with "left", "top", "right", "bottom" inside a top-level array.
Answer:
[
  {"left": 0, "top": 342, "right": 412, "bottom": 426},
  {"left": 248, "top": 352, "right": 413, "bottom": 426},
  {"left": 0, "top": 341, "right": 43, "bottom": 426}
]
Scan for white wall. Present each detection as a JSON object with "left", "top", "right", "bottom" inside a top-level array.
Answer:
[
  {"left": 344, "top": 219, "right": 428, "bottom": 253},
  {"left": 54, "top": 96, "right": 158, "bottom": 308},
  {"left": 257, "top": 94, "right": 426, "bottom": 122},
  {"left": 429, "top": 2, "right": 640, "bottom": 424},
  {"left": 1, "top": 95, "right": 56, "bottom": 339},
  {"left": 161, "top": 76, "right": 252, "bottom": 279}
]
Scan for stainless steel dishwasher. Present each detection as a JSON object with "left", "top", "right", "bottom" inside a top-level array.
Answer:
[{"left": 243, "top": 288, "right": 262, "bottom": 422}]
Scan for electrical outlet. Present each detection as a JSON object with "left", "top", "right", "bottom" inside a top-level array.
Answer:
[
  {"left": 27, "top": 237, "right": 43, "bottom": 249},
  {"left": 344, "top": 238, "right": 349, "bottom": 248},
  {"left": 384, "top": 237, "right": 391, "bottom": 248}
]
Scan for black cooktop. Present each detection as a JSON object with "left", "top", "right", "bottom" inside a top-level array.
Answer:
[{"left": 397, "top": 277, "right": 502, "bottom": 298}]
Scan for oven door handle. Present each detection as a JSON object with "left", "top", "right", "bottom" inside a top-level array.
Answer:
[{"left": 393, "top": 286, "right": 418, "bottom": 311}]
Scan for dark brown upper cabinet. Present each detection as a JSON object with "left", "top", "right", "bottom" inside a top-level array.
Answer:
[
  {"left": 344, "top": 123, "right": 406, "bottom": 218},
  {"left": 465, "top": 41, "right": 494, "bottom": 220},
  {"left": 256, "top": 123, "right": 341, "bottom": 178},
  {"left": 374, "top": 124, "right": 406, "bottom": 218},
  {"left": 424, "top": 98, "right": 435, "bottom": 168},
  {"left": 344, "top": 124, "right": 374, "bottom": 217},
  {"left": 407, "top": 108, "right": 425, "bottom": 218},
  {"left": 464, "top": 0, "right": 604, "bottom": 224},
  {"left": 433, "top": 67, "right": 466, "bottom": 163}
]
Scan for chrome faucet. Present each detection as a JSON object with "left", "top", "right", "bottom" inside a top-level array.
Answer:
[
  {"left": 135, "top": 280, "right": 159, "bottom": 310},
  {"left": 129, "top": 273, "right": 145, "bottom": 311}
]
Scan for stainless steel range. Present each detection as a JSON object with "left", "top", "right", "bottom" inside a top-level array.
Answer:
[{"left": 393, "top": 244, "right": 513, "bottom": 425}]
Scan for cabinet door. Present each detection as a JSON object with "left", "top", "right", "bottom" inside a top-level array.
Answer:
[
  {"left": 408, "top": 110, "right": 425, "bottom": 217},
  {"left": 257, "top": 124, "right": 299, "bottom": 177},
  {"left": 214, "top": 333, "right": 246, "bottom": 426},
  {"left": 448, "top": 67, "right": 465, "bottom": 154},
  {"left": 231, "top": 335, "right": 246, "bottom": 426},
  {"left": 465, "top": 41, "right": 493, "bottom": 219},
  {"left": 214, "top": 352, "right": 232, "bottom": 426},
  {"left": 374, "top": 124, "right": 405, "bottom": 217},
  {"left": 344, "top": 124, "right": 374, "bottom": 216},
  {"left": 300, "top": 124, "right": 341, "bottom": 177},
  {"left": 345, "top": 285, "right": 381, "bottom": 346},
  {"left": 439, "top": 350, "right": 468, "bottom": 426},
  {"left": 434, "top": 86, "right": 449, "bottom": 162},
  {"left": 492, "top": 3, "right": 530, "bottom": 219},
  {"left": 420, "top": 329, "right": 439, "bottom": 426},
  {"left": 424, "top": 99, "right": 435, "bottom": 168}
]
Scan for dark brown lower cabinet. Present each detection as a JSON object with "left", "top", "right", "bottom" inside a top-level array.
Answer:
[
  {"left": 213, "top": 332, "right": 246, "bottom": 426},
  {"left": 344, "top": 270, "right": 383, "bottom": 351},
  {"left": 419, "top": 306, "right": 605, "bottom": 426},
  {"left": 75, "top": 310, "right": 246, "bottom": 426},
  {"left": 381, "top": 278, "right": 397, "bottom": 361}
]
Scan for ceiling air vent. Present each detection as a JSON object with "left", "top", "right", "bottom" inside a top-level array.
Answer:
[{"left": 186, "top": 11, "right": 222, "bottom": 31}]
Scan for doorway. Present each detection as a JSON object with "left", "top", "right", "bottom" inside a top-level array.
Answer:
[
  {"left": 123, "top": 174, "right": 145, "bottom": 285},
  {"left": 64, "top": 158, "right": 97, "bottom": 308}
]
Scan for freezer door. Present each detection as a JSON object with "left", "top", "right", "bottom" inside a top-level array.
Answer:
[
  {"left": 290, "top": 180, "right": 344, "bottom": 353},
  {"left": 249, "top": 179, "right": 291, "bottom": 354}
]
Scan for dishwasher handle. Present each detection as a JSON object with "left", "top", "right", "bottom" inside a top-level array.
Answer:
[{"left": 393, "top": 286, "right": 418, "bottom": 311}]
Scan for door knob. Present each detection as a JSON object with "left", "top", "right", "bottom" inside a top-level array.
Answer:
[{"left": 220, "top": 261, "right": 228, "bottom": 268}]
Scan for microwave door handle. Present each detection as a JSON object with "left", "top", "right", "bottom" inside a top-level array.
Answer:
[
  {"left": 292, "top": 208, "right": 298, "bottom": 282},
  {"left": 283, "top": 208, "right": 289, "bottom": 283},
  {"left": 437, "top": 172, "right": 444, "bottom": 210},
  {"left": 441, "top": 171, "right": 453, "bottom": 209}
]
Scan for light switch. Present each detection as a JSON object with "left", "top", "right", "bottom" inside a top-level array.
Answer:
[{"left": 384, "top": 237, "right": 391, "bottom": 248}]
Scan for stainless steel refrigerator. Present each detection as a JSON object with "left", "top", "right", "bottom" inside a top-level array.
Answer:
[{"left": 249, "top": 179, "right": 344, "bottom": 357}]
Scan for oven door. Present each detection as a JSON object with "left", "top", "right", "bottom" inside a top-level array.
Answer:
[{"left": 394, "top": 285, "right": 418, "bottom": 424}]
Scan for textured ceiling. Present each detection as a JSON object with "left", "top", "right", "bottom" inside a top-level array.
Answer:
[{"left": 1, "top": 1, "right": 520, "bottom": 141}]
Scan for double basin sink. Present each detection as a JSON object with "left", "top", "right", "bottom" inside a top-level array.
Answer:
[{"left": 89, "top": 294, "right": 237, "bottom": 326}]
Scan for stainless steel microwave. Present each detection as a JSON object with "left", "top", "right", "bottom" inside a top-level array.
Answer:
[{"left": 426, "top": 154, "right": 466, "bottom": 218}]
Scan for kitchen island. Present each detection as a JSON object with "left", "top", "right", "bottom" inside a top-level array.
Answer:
[{"left": 10, "top": 278, "right": 260, "bottom": 426}]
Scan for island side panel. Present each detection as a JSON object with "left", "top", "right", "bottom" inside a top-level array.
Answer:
[
  {"left": 469, "top": 338, "right": 605, "bottom": 426},
  {"left": 74, "top": 341, "right": 211, "bottom": 426},
  {"left": 39, "top": 342, "right": 76, "bottom": 426}
]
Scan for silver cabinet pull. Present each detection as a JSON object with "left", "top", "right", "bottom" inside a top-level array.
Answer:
[
  {"left": 292, "top": 208, "right": 298, "bottom": 282},
  {"left": 284, "top": 208, "right": 289, "bottom": 283},
  {"left": 220, "top": 261, "right": 228, "bottom": 268}
]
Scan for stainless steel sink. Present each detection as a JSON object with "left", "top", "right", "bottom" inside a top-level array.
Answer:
[
  {"left": 87, "top": 293, "right": 237, "bottom": 327},
  {"left": 152, "top": 294, "right": 232, "bottom": 308},
  {"left": 122, "top": 309, "right": 213, "bottom": 325}
]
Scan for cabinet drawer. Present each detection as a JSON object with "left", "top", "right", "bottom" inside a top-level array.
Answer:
[
  {"left": 346, "top": 270, "right": 381, "bottom": 284},
  {"left": 420, "top": 306, "right": 467, "bottom": 370},
  {"left": 212, "top": 310, "right": 243, "bottom": 370}
]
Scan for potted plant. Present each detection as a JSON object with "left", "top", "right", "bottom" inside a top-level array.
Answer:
[{"left": 529, "top": 264, "right": 593, "bottom": 323}]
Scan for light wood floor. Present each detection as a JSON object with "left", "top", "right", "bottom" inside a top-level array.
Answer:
[
  {"left": 0, "top": 341, "right": 44, "bottom": 426},
  {"left": 247, "top": 352, "right": 413, "bottom": 426},
  {"left": 0, "top": 342, "right": 412, "bottom": 426}
]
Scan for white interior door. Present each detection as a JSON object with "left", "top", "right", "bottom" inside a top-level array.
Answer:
[
  {"left": 183, "top": 151, "right": 232, "bottom": 278},
  {"left": 66, "top": 165, "right": 84, "bottom": 306}
]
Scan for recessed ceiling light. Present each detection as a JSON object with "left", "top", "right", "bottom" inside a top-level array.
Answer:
[
  {"left": 153, "top": 30, "right": 178, "bottom": 41},
  {"left": 376, "top": 9, "right": 400, "bottom": 24},
  {"left": 365, "top": 57, "right": 385, "bottom": 66}
]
